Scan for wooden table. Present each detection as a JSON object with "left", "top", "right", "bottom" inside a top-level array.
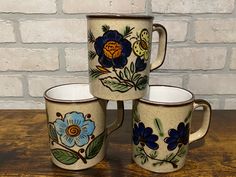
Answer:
[{"left": 0, "top": 110, "right": 235, "bottom": 176}]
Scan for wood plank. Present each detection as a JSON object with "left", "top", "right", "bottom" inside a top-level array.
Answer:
[{"left": 0, "top": 110, "right": 235, "bottom": 176}]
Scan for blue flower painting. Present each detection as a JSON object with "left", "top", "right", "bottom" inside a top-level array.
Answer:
[
  {"left": 94, "top": 30, "right": 132, "bottom": 69},
  {"left": 133, "top": 122, "right": 159, "bottom": 150},
  {"left": 54, "top": 112, "right": 95, "bottom": 148},
  {"left": 164, "top": 122, "right": 190, "bottom": 151}
]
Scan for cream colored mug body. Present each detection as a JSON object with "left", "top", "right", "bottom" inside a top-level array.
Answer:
[
  {"left": 44, "top": 83, "right": 124, "bottom": 170},
  {"left": 132, "top": 85, "right": 211, "bottom": 173},
  {"left": 87, "top": 15, "right": 167, "bottom": 100}
]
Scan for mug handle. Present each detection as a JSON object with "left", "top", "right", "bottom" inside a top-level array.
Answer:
[
  {"left": 106, "top": 101, "right": 124, "bottom": 136},
  {"left": 189, "top": 99, "right": 212, "bottom": 144},
  {"left": 150, "top": 24, "right": 167, "bottom": 71}
]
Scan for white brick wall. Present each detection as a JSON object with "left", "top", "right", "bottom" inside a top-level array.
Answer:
[
  {"left": 0, "top": 76, "right": 23, "bottom": 96},
  {"left": 20, "top": 19, "right": 87, "bottom": 43},
  {"left": 0, "top": 0, "right": 235, "bottom": 109},
  {"left": 65, "top": 46, "right": 88, "bottom": 72},
  {"left": 0, "top": 20, "right": 15, "bottom": 42},
  {"left": 0, "top": 48, "right": 59, "bottom": 71},
  {"left": 28, "top": 75, "right": 88, "bottom": 97},
  {"left": 152, "top": 0, "right": 235, "bottom": 13},
  {"left": 187, "top": 74, "right": 236, "bottom": 94},
  {"left": 195, "top": 19, "right": 236, "bottom": 43},
  {"left": 153, "top": 20, "right": 188, "bottom": 42},
  {"left": 63, "top": 0, "right": 146, "bottom": 14},
  {"left": 160, "top": 47, "right": 227, "bottom": 70},
  {"left": 0, "top": 0, "right": 56, "bottom": 13},
  {"left": 230, "top": 48, "right": 236, "bottom": 69}
]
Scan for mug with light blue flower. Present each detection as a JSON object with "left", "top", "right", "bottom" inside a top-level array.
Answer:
[
  {"left": 132, "top": 85, "right": 211, "bottom": 173},
  {"left": 87, "top": 15, "right": 167, "bottom": 101},
  {"left": 44, "top": 83, "right": 124, "bottom": 170}
]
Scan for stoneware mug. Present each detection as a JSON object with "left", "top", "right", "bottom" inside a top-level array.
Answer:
[
  {"left": 132, "top": 85, "right": 211, "bottom": 173},
  {"left": 87, "top": 15, "right": 167, "bottom": 100},
  {"left": 44, "top": 83, "right": 124, "bottom": 170}
]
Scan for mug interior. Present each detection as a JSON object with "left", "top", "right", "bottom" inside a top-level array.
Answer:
[
  {"left": 142, "top": 85, "right": 194, "bottom": 104},
  {"left": 44, "top": 83, "right": 96, "bottom": 102}
]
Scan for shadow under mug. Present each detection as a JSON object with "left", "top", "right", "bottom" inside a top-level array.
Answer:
[
  {"left": 44, "top": 83, "right": 124, "bottom": 170},
  {"left": 87, "top": 15, "right": 167, "bottom": 101},
  {"left": 132, "top": 85, "right": 211, "bottom": 173}
]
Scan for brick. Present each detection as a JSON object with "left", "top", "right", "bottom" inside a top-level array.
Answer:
[
  {"left": 0, "top": 0, "right": 56, "bottom": 13},
  {"left": 65, "top": 46, "right": 88, "bottom": 72},
  {"left": 0, "top": 20, "right": 15, "bottom": 42},
  {"left": 152, "top": 0, "right": 234, "bottom": 13},
  {"left": 28, "top": 76, "right": 89, "bottom": 97},
  {"left": 195, "top": 19, "right": 236, "bottom": 43},
  {"left": 0, "top": 48, "right": 58, "bottom": 71},
  {"left": 225, "top": 98, "right": 236, "bottom": 110},
  {"left": 159, "top": 47, "right": 226, "bottom": 70},
  {"left": 153, "top": 20, "right": 188, "bottom": 42},
  {"left": 0, "top": 75, "right": 23, "bottom": 96},
  {"left": 206, "top": 99, "right": 220, "bottom": 110},
  {"left": 230, "top": 48, "right": 236, "bottom": 69},
  {"left": 187, "top": 74, "right": 236, "bottom": 94},
  {"left": 0, "top": 100, "right": 44, "bottom": 109},
  {"left": 63, "top": 0, "right": 145, "bottom": 13},
  {"left": 149, "top": 73, "right": 183, "bottom": 87},
  {"left": 20, "top": 19, "right": 87, "bottom": 43}
]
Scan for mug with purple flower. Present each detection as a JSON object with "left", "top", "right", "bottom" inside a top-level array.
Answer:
[
  {"left": 132, "top": 85, "right": 211, "bottom": 173},
  {"left": 87, "top": 15, "right": 167, "bottom": 100}
]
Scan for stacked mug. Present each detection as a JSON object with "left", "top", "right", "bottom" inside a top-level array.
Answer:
[{"left": 44, "top": 15, "right": 211, "bottom": 173}]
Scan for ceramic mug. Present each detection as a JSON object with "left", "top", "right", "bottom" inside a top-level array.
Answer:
[
  {"left": 132, "top": 85, "right": 211, "bottom": 173},
  {"left": 44, "top": 83, "right": 124, "bottom": 170},
  {"left": 87, "top": 15, "right": 167, "bottom": 100}
]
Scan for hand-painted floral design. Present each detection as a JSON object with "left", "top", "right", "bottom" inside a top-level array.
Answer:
[
  {"left": 135, "top": 56, "right": 147, "bottom": 72},
  {"left": 132, "top": 29, "right": 150, "bottom": 61},
  {"left": 164, "top": 122, "right": 190, "bottom": 151},
  {"left": 133, "top": 119, "right": 189, "bottom": 169},
  {"left": 133, "top": 122, "right": 159, "bottom": 150},
  {"left": 94, "top": 30, "right": 132, "bottom": 69},
  {"left": 48, "top": 111, "right": 106, "bottom": 165},
  {"left": 54, "top": 112, "right": 95, "bottom": 148},
  {"left": 88, "top": 25, "right": 149, "bottom": 93}
]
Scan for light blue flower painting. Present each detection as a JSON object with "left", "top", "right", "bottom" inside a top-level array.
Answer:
[{"left": 54, "top": 112, "right": 95, "bottom": 148}]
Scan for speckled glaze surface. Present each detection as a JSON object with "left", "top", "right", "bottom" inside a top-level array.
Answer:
[
  {"left": 44, "top": 83, "right": 124, "bottom": 170},
  {"left": 87, "top": 15, "right": 167, "bottom": 101},
  {"left": 132, "top": 85, "right": 211, "bottom": 173}
]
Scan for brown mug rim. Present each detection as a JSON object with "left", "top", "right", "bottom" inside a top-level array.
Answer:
[
  {"left": 44, "top": 83, "right": 98, "bottom": 103},
  {"left": 139, "top": 85, "right": 195, "bottom": 106},
  {"left": 86, "top": 14, "right": 154, "bottom": 19}
]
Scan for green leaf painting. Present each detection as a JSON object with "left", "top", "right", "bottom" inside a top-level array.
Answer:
[
  {"left": 48, "top": 123, "right": 58, "bottom": 143},
  {"left": 88, "top": 50, "right": 97, "bottom": 60},
  {"left": 86, "top": 131, "right": 105, "bottom": 159},
  {"left": 124, "top": 67, "right": 131, "bottom": 80},
  {"left": 154, "top": 118, "right": 164, "bottom": 137},
  {"left": 88, "top": 29, "right": 96, "bottom": 43},
  {"left": 102, "top": 25, "right": 110, "bottom": 33},
  {"left": 51, "top": 149, "right": 79, "bottom": 165},
  {"left": 100, "top": 76, "right": 132, "bottom": 93},
  {"left": 184, "top": 111, "right": 192, "bottom": 123},
  {"left": 136, "top": 75, "right": 148, "bottom": 90},
  {"left": 123, "top": 26, "right": 135, "bottom": 38}
]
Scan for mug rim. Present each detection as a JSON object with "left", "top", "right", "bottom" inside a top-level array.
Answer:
[
  {"left": 44, "top": 83, "right": 98, "bottom": 103},
  {"left": 86, "top": 14, "right": 154, "bottom": 19},
  {"left": 139, "top": 85, "right": 195, "bottom": 106}
]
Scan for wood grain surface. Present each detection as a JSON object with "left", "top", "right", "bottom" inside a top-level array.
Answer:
[{"left": 0, "top": 110, "right": 235, "bottom": 177}]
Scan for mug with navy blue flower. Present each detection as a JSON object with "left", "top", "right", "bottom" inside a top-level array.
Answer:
[
  {"left": 132, "top": 85, "right": 211, "bottom": 173},
  {"left": 87, "top": 15, "right": 167, "bottom": 100},
  {"left": 44, "top": 83, "right": 124, "bottom": 170}
]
